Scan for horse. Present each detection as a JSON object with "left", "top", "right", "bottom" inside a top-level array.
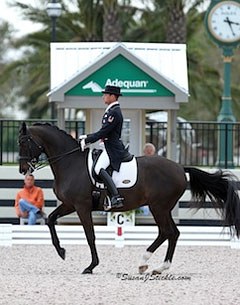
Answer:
[{"left": 18, "top": 122, "right": 240, "bottom": 274}]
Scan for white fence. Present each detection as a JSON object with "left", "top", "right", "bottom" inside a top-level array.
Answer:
[{"left": 0, "top": 225, "right": 239, "bottom": 249}]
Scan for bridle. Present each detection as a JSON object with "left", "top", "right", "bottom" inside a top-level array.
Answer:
[
  {"left": 18, "top": 134, "right": 44, "bottom": 172},
  {"left": 18, "top": 133, "right": 81, "bottom": 172}
]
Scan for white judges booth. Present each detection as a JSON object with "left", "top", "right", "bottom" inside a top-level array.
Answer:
[{"left": 48, "top": 42, "right": 188, "bottom": 159}]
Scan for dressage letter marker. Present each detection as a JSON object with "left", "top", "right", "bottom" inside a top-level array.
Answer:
[{"left": 115, "top": 213, "right": 125, "bottom": 248}]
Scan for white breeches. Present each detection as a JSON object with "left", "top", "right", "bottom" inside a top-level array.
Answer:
[{"left": 94, "top": 149, "right": 110, "bottom": 175}]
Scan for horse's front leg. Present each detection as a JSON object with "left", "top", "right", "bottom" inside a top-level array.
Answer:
[
  {"left": 76, "top": 208, "right": 99, "bottom": 274},
  {"left": 47, "top": 203, "right": 75, "bottom": 260}
]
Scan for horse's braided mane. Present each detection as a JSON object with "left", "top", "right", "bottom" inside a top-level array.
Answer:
[{"left": 32, "top": 122, "right": 78, "bottom": 143}]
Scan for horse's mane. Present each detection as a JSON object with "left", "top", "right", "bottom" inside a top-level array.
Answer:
[{"left": 32, "top": 123, "right": 78, "bottom": 144}]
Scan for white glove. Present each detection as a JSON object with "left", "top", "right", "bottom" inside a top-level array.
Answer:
[
  {"left": 79, "top": 134, "right": 87, "bottom": 140},
  {"left": 99, "top": 140, "right": 105, "bottom": 148},
  {"left": 80, "top": 138, "right": 86, "bottom": 151}
]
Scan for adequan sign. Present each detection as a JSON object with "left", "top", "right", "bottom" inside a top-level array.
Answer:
[{"left": 65, "top": 55, "right": 174, "bottom": 97}]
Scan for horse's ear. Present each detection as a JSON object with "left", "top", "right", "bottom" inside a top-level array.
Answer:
[{"left": 20, "top": 122, "right": 27, "bottom": 135}]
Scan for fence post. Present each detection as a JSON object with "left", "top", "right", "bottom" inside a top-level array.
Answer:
[
  {"left": 217, "top": 122, "right": 235, "bottom": 169},
  {"left": 0, "top": 224, "right": 12, "bottom": 246}
]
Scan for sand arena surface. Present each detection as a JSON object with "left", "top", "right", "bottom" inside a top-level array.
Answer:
[{"left": 0, "top": 244, "right": 239, "bottom": 305}]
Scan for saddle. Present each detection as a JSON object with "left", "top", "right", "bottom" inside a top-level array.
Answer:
[
  {"left": 88, "top": 149, "right": 137, "bottom": 189},
  {"left": 91, "top": 149, "right": 133, "bottom": 183},
  {"left": 88, "top": 149, "right": 137, "bottom": 211}
]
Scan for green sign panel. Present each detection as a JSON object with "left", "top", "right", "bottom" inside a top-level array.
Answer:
[{"left": 65, "top": 55, "right": 174, "bottom": 97}]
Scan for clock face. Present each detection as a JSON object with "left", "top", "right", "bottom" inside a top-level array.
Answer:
[{"left": 208, "top": 1, "right": 240, "bottom": 43}]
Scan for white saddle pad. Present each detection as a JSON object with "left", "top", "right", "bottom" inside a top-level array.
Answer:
[{"left": 87, "top": 150, "right": 137, "bottom": 189}]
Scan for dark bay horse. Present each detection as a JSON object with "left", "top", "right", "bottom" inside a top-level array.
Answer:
[{"left": 18, "top": 122, "right": 240, "bottom": 274}]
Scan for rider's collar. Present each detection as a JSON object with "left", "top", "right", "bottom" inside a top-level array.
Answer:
[{"left": 105, "top": 102, "right": 119, "bottom": 113}]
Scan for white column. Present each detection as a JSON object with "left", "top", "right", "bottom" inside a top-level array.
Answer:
[
  {"left": 57, "top": 107, "right": 65, "bottom": 130},
  {"left": 167, "top": 109, "right": 179, "bottom": 223},
  {"left": 167, "top": 109, "right": 177, "bottom": 162}
]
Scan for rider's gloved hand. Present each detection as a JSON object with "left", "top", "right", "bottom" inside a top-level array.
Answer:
[
  {"left": 78, "top": 135, "right": 87, "bottom": 140},
  {"left": 80, "top": 138, "right": 86, "bottom": 151}
]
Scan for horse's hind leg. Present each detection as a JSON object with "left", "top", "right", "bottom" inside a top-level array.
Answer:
[
  {"left": 139, "top": 205, "right": 179, "bottom": 274},
  {"left": 152, "top": 213, "right": 180, "bottom": 274},
  {"left": 47, "top": 203, "right": 75, "bottom": 260}
]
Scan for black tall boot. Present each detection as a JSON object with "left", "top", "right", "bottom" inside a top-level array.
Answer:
[{"left": 99, "top": 169, "right": 124, "bottom": 208}]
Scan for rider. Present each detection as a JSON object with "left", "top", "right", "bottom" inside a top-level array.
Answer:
[{"left": 79, "top": 85, "right": 126, "bottom": 209}]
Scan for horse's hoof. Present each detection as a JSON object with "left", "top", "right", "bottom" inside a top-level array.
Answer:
[
  {"left": 139, "top": 265, "right": 148, "bottom": 274},
  {"left": 82, "top": 268, "right": 93, "bottom": 274},
  {"left": 151, "top": 261, "right": 171, "bottom": 274},
  {"left": 58, "top": 248, "right": 66, "bottom": 260}
]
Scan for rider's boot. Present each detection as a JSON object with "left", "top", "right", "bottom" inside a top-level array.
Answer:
[{"left": 99, "top": 169, "right": 124, "bottom": 208}]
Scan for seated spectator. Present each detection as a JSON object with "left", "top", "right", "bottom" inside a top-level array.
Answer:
[
  {"left": 143, "top": 142, "right": 156, "bottom": 156},
  {"left": 15, "top": 174, "right": 45, "bottom": 225}
]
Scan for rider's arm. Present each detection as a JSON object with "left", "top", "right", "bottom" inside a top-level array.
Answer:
[{"left": 85, "top": 110, "right": 120, "bottom": 144}]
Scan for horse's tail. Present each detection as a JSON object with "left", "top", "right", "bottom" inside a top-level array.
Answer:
[{"left": 184, "top": 167, "right": 240, "bottom": 238}]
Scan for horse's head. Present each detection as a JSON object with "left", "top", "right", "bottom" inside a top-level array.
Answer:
[{"left": 18, "top": 122, "right": 44, "bottom": 174}]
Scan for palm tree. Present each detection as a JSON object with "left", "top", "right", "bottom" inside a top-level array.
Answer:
[
  {"left": 163, "top": 0, "right": 187, "bottom": 43},
  {"left": 135, "top": 0, "right": 229, "bottom": 120},
  {"left": 73, "top": 0, "right": 103, "bottom": 41},
  {"left": 0, "top": 1, "right": 104, "bottom": 118},
  {"left": 102, "top": 0, "right": 122, "bottom": 41},
  {"left": 152, "top": 0, "right": 205, "bottom": 43},
  {"left": 0, "top": 0, "right": 140, "bottom": 118},
  {"left": 0, "top": 20, "right": 23, "bottom": 118},
  {"left": 1, "top": 0, "right": 240, "bottom": 120}
]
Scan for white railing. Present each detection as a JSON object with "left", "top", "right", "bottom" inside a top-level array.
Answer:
[{"left": 0, "top": 224, "right": 239, "bottom": 249}]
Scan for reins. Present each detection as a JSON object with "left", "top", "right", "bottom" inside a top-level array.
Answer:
[
  {"left": 19, "top": 133, "right": 81, "bottom": 172},
  {"left": 34, "top": 147, "right": 81, "bottom": 171}
]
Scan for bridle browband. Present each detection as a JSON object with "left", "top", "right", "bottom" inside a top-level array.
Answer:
[{"left": 18, "top": 133, "right": 81, "bottom": 171}]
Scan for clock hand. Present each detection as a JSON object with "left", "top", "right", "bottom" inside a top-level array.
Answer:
[
  {"left": 224, "top": 17, "right": 235, "bottom": 36},
  {"left": 230, "top": 21, "right": 240, "bottom": 26},
  {"left": 224, "top": 17, "right": 240, "bottom": 26}
]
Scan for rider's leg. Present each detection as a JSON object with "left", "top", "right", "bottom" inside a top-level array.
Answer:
[
  {"left": 98, "top": 169, "right": 124, "bottom": 208},
  {"left": 94, "top": 149, "right": 110, "bottom": 175},
  {"left": 94, "top": 150, "right": 124, "bottom": 208}
]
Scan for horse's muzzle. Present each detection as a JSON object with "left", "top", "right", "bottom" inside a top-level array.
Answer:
[{"left": 19, "top": 162, "right": 33, "bottom": 175}]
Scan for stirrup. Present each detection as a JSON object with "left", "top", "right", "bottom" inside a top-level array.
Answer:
[
  {"left": 103, "top": 195, "right": 124, "bottom": 211},
  {"left": 111, "top": 195, "right": 124, "bottom": 208},
  {"left": 103, "top": 196, "right": 111, "bottom": 211}
]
